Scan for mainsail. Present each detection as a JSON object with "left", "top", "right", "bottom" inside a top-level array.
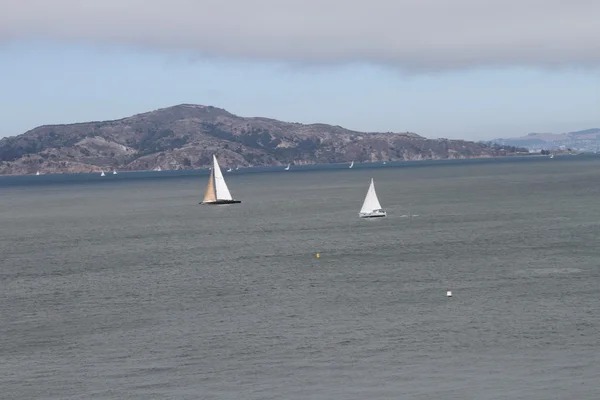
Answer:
[
  {"left": 360, "top": 178, "right": 382, "bottom": 213},
  {"left": 212, "top": 155, "right": 233, "bottom": 200}
]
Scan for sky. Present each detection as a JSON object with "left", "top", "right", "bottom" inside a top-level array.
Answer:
[{"left": 0, "top": 0, "right": 599, "bottom": 141}]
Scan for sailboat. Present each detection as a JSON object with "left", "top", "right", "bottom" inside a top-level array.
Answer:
[
  {"left": 201, "top": 155, "right": 241, "bottom": 205},
  {"left": 227, "top": 167, "right": 232, "bottom": 172},
  {"left": 284, "top": 163, "right": 290, "bottom": 171},
  {"left": 349, "top": 161, "right": 354, "bottom": 169},
  {"left": 113, "top": 170, "right": 118, "bottom": 175},
  {"left": 35, "top": 171, "right": 40, "bottom": 176},
  {"left": 100, "top": 171, "right": 105, "bottom": 177},
  {"left": 359, "top": 178, "right": 386, "bottom": 218}
]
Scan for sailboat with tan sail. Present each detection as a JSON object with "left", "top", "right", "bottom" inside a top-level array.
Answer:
[{"left": 201, "top": 155, "right": 241, "bottom": 205}]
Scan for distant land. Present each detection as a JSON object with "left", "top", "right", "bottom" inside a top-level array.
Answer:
[
  {"left": 492, "top": 128, "right": 600, "bottom": 152},
  {"left": 0, "top": 104, "right": 530, "bottom": 175}
]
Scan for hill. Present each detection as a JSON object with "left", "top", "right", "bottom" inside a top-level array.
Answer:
[{"left": 0, "top": 104, "right": 528, "bottom": 175}]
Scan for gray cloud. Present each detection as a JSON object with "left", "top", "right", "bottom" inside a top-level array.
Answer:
[{"left": 1, "top": 0, "right": 599, "bottom": 71}]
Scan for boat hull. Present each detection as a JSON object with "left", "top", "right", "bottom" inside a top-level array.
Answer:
[
  {"left": 359, "top": 211, "right": 387, "bottom": 218},
  {"left": 200, "top": 199, "right": 242, "bottom": 205}
]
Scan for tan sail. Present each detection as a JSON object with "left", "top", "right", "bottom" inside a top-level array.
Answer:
[{"left": 202, "top": 170, "right": 216, "bottom": 203}]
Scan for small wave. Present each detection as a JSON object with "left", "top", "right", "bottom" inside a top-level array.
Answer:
[{"left": 516, "top": 267, "right": 582, "bottom": 276}]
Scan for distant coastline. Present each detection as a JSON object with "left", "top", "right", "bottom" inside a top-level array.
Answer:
[{"left": 0, "top": 153, "right": 577, "bottom": 182}]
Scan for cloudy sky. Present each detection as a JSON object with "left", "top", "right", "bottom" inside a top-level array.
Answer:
[{"left": 1, "top": 0, "right": 599, "bottom": 140}]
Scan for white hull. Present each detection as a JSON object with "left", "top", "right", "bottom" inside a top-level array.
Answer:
[{"left": 359, "top": 210, "right": 387, "bottom": 218}]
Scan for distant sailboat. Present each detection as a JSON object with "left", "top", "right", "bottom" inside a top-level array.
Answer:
[
  {"left": 36, "top": 171, "right": 40, "bottom": 176},
  {"left": 201, "top": 155, "right": 241, "bottom": 205},
  {"left": 359, "top": 178, "right": 386, "bottom": 218},
  {"left": 285, "top": 163, "right": 290, "bottom": 171},
  {"left": 153, "top": 166, "right": 162, "bottom": 171},
  {"left": 113, "top": 170, "right": 118, "bottom": 175},
  {"left": 100, "top": 171, "right": 105, "bottom": 177},
  {"left": 349, "top": 161, "right": 354, "bottom": 169},
  {"left": 227, "top": 167, "right": 232, "bottom": 172}
]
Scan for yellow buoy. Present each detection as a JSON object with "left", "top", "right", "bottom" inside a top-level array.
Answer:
[{"left": 316, "top": 253, "right": 320, "bottom": 258}]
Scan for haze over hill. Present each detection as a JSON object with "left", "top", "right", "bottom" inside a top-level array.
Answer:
[
  {"left": 493, "top": 128, "right": 600, "bottom": 152},
  {"left": 0, "top": 104, "right": 528, "bottom": 175}
]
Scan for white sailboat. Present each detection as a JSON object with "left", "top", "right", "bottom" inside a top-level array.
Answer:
[
  {"left": 35, "top": 171, "right": 40, "bottom": 176},
  {"left": 113, "top": 170, "right": 118, "bottom": 175},
  {"left": 284, "top": 163, "right": 290, "bottom": 171},
  {"left": 100, "top": 171, "right": 105, "bottom": 177},
  {"left": 349, "top": 161, "right": 354, "bottom": 169},
  {"left": 227, "top": 167, "right": 232, "bottom": 172},
  {"left": 359, "top": 178, "right": 386, "bottom": 218},
  {"left": 201, "top": 155, "right": 241, "bottom": 205}
]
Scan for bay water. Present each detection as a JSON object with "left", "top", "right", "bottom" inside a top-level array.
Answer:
[{"left": 1, "top": 156, "right": 599, "bottom": 399}]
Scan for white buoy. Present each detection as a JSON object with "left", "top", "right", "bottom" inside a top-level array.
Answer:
[{"left": 446, "top": 290, "right": 452, "bottom": 297}]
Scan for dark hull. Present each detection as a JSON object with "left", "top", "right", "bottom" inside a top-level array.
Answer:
[
  {"left": 200, "top": 200, "right": 242, "bottom": 205},
  {"left": 360, "top": 214, "right": 386, "bottom": 218}
]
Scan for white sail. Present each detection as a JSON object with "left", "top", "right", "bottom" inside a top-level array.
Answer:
[
  {"left": 212, "top": 155, "right": 233, "bottom": 200},
  {"left": 360, "top": 178, "right": 382, "bottom": 214},
  {"left": 285, "top": 163, "right": 290, "bottom": 170},
  {"left": 349, "top": 161, "right": 354, "bottom": 168},
  {"left": 100, "top": 171, "right": 105, "bottom": 177}
]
